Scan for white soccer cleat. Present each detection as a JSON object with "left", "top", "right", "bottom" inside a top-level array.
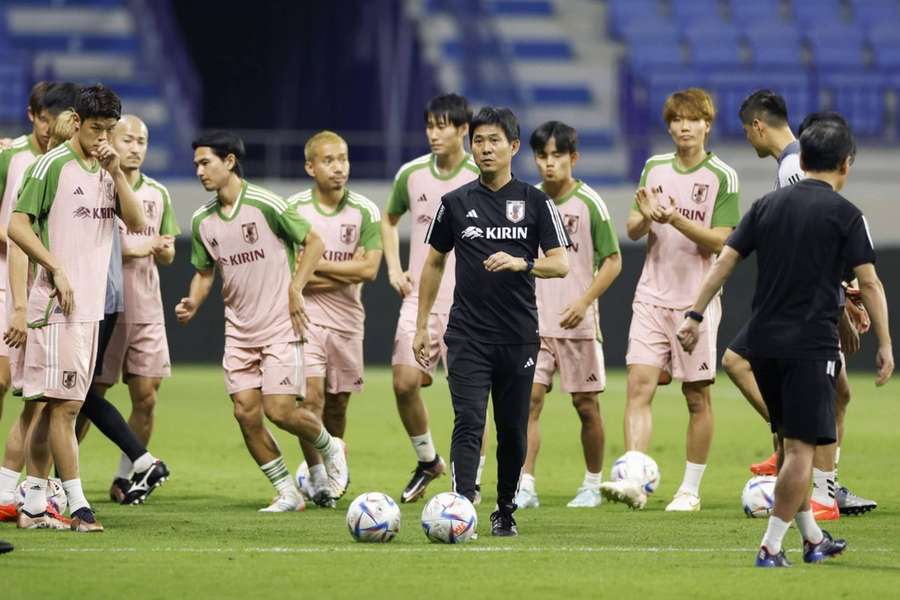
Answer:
[
  {"left": 600, "top": 480, "right": 647, "bottom": 510},
  {"left": 259, "top": 488, "right": 306, "bottom": 513},
  {"left": 295, "top": 461, "right": 314, "bottom": 500},
  {"left": 665, "top": 490, "right": 701, "bottom": 512},
  {"left": 567, "top": 486, "right": 602, "bottom": 508},
  {"left": 322, "top": 438, "right": 349, "bottom": 500},
  {"left": 514, "top": 487, "right": 540, "bottom": 509}
]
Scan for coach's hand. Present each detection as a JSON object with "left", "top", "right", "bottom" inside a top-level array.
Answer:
[
  {"left": 559, "top": 299, "right": 589, "bottom": 329},
  {"left": 3, "top": 307, "right": 27, "bottom": 348},
  {"left": 288, "top": 284, "right": 309, "bottom": 336},
  {"left": 875, "top": 344, "right": 894, "bottom": 386},
  {"left": 676, "top": 317, "right": 699, "bottom": 353},
  {"left": 389, "top": 268, "right": 413, "bottom": 298},
  {"left": 839, "top": 309, "right": 861, "bottom": 355},
  {"left": 484, "top": 252, "right": 526, "bottom": 273},
  {"left": 175, "top": 297, "right": 198, "bottom": 324},
  {"left": 50, "top": 267, "right": 74, "bottom": 316},
  {"left": 412, "top": 328, "right": 431, "bottom": 368}
]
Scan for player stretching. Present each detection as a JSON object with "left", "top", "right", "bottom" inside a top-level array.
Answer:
[
  {"left": 600, "top": 88, "right": 740, "bottom": 511},
  {"left": 289, "top": 131, "right": 382, "bottom": 506},
  {"left": 733, "top": 90, "right": 876, "bottom": 518},
  {"left": 93, "top": 115, "right": 179, "bottom": 501},
  {"left": 177, "top": 130, "right": 348, "bottom": 511},
  {"left": 12, "top": 84, "right": 147, "bottom": 531},
  {"left": 515, "top": 121, "right": 621, "bottom": 509},
  {"left": 381, "top": 94, "right": 480, "bottom": 503}
]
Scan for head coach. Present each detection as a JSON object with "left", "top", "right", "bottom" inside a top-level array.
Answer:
[
  {"left": 676, "top": 112, "right": 893, "bottom": 567},
  {"left": 413, "top": 106, "right": 571, "bottom": 537}
]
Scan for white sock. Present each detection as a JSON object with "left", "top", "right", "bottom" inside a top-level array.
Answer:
[
  {"left": 309, "top": 464, "right": 327, "bottom": 491},
  {"left": 313, "top": 428, "right": 339, "bottom": 457},
  {"left": 811, "top": 468, "right": 836, "bottom": 506},
  {"left": 794, "top": 509, "right": 824, "bottom": 544},
  {"left": 519, "top": 472, "right": 536, "bottom": 492},
  {"left": 115, "top": 454, "right": 133, "bottom": 480},
  {"left": 582, "top": 471, "right": 602, "bottom": 491},
  {"left": 260, "top": 456, "right": 294, "bottom": 495},
  {"left": 133, "top": 452, "right": 156, "bottom": 474},
  {"left": 62, "top": 478, "right": 90, "bottom": 514},
  {"left": 678, "top": 461, "right": 706, "bottom": 496},
  {"left": 410, "top": 431, "right": 437, "bottom": 463},
  {"left": 22, "top": 476, "right": 47, "bottom": 515},
  {"left": 761, "top": 515, "right": 791, "bottom": 554},
  {"left": 0, "top": 466, "right": 19, "bottom": 503},
  {"left": 476, "top": 455, "right": 486, "bottom": 486},
  {"left": 834, "top": 447, "right": 841, "bottom": 482}
]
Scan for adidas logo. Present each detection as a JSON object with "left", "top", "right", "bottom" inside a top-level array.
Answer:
[
  {"left": 586, "top": 373, "right": 598, "bottom": 383},
  {"left": 416, "top": 194, "right": 428, "bottom": 203},
  {"left": 466, "top": 209, "right": 478, "bottom": 219},
  {"left": 279, "top": 377, "right": 292, "bottom": 386},
  {"left": 524, "top": 357, "right": 535, "bottom": 368},
  {"left": 209, "top": 238, "right": 218, "bottom": 248},
  {"left": 699, "top": 362, "right": 709, "bottom": 371},
  {"left": 73, "top": 186, "right": 85, "bottom": 195}
]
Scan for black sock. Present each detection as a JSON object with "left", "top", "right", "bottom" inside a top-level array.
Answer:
[{"left": 80, "top": 389, "right": 146, "bottom": 462}]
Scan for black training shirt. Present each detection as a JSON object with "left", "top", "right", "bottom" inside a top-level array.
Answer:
[
  {"left": 426, "top": 177, "right": 571, "bottom": 344},
  {"left": 727, "top": 178, "right": 876, "bottom": 360}
]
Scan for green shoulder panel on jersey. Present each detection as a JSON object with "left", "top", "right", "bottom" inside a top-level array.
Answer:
[
  {"left": 143, "top": 175, "right": 182, "bottom": 236},
  {"left": 574, "top": 183, "right": 620, "bottom": 268},
  {"left": 460, "top": 154, "right": 479, "bottom": 175},
  {"left": 386, "top": 153, "right": 431, "bottom": 216},
  {"left": 190, "top": 198, "right": 218, "bottom": 271},
  {"left": 0, "top": 135, "right": 31, "bottom": 185},
  {"left": 706, "top": 155, "right": 741, "bottom": 228},
  {"left": 14, "top": 143, "right": 73, "bottom": 224},
  {"left": 347, "top": 190, "right": 383, "bottom": 251},
  {"left": 285, "top": 189, "right": 313, "bottom": 206},
  {"left": 243, "top": 182, "right": 309, "bottom": 268}
]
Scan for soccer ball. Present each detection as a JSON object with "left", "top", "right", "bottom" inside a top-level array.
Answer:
[
  {"left": 421, "top": 492, "right": 477, "bottom": 544},
  {"left": 16, "top": 478, "right": 67, "bottom": 515},
  {"left": 742, "top": 476, "right": 776, "bottom": 518},
  {"left": 346, "top": 492, "right": 401, "bottom": 543},
  {"left": 610, "top": 451, "right": 660, "bottom": 494}
]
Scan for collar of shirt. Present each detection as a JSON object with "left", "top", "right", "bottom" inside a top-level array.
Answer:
[
  {"left": 476, "top": 175, "right": 519, "bottom": 196},
  {"left": 797, "top": 178, "right": 833, "bottom": 191},
  {"left": 777, "top": 140, "right": 800, "bottom": 165}
]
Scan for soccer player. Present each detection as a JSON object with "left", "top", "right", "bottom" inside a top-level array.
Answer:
[
  {"left": 177, "top": 130, "right": 348, "bottom": 511},
  {"left": 382, "top": 94, "right": 480, "bottom": 503},
  {"left": 415, "top": 106, "right": 570, "bottom": 536},
  {"left": 287, "top": 131, "right": 382, "bottom": 506},
  {"left": 94, "top": 115, "right": 179, "bottom": 500},
  {"left": 600, "top": 88, "right": 740, "bottom": 512},
  {"left": 515, "top": 121, "right": 621, "bottom": 509},
  {"left": 677, "top": 112, "right": 892, "bottom": 567},
  {"left": 11, "top": 84, "right": 147, "bottom": 531},
  {"left": 733, "top": 90, "right": 876, "bottom": 519}
]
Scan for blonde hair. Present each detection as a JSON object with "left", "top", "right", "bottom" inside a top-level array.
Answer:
[
  {"left": 304, "top": 130, "right": 347, "bottom": 162},
  {"left": 48, "top": 109, "right": 78, "bottom": 149},
  {"left": 663, "top": 88, "right": 716, "bottom": 126}
]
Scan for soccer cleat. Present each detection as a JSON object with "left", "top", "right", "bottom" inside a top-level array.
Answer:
[
  {"left": 803, "top": 530, "right": 847, "bottom": 563},
  {"left": 750, "top": 452, "right": 778, "bottom": 476},
  {"left": 811, "top": 498, "right": 840, "bottom": 521},
  {"left": 567, "top": 487, "right": 602, "bottom": 508},
  {"left": 665, "top": 491, "right": 701, "bottom": 512},
  {"left": 259, "top": 489, "right": 305, "bottom": 512},
  {"left": 0, "top": 502, "right": 18, "bottom": 522},
  {"left": 312, "top": 489, "right": 337, "bottom": 509},
  {"left": 321, "top": 440, "right": 349, "bottom": 501},
  {"left": 514, "top": 487, "right": 540, "bottom": 509},
  {"left": 836, "top": 486, "right": 877, "bottom": 516},
  {"left": 70, "top": 507, "right": 104, "bottom": 532},
  {"left": 109, "top": 478, "right": 130, "bottom": 503},
  {"left": 17, "top": 509, "right": 69, "bottom": 530},
  {"left": 401, "top": 455, "right": 446, "bottom": 503},
  {"left": 295, "top": 462, "right": 314, "bottom": 500},
  {"left": 599, "top": 480, "right": 647, "bottom": 510},
  {"left": 329, "top": 438, "right": 350, "bottom": 499},
  {"left": 490, "top": 507, "right": 518, "bottom": 537},
  {"left": 755, "top": 546, "right": 792, "bottom": 568},
  {"left": 0, "top": 540, "right": 12, "bottom": 554},
  {"left": 123, "top": 460, "right": 170, "bottom": 505},
  {"left": 473, "top": 484, "right": 482, "bottom": 506}
]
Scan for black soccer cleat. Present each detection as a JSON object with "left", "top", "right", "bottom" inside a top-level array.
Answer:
[
  {"left": 490, "top": 506, "right": 518, "bottom": 537},
  {"left": 0, "top": 540, "right": 13, "bottom": 554},
  {"left": 123, "top": 460, "right": 170, "bottom": 505},
  {"left": 836, "top": 486, "right": 877, "bottom": 516},
  {"left": 401, "top": 456, "right": 446, "bottom": 503},
  {"left": 109, "top": 478, "right": 130, "bottom": 503},
  {"left": 803, "top": 530, "right": 848, "bottom": 563},
  {"left": 755, "top": 546, "right": 792, "bottom": 568}
]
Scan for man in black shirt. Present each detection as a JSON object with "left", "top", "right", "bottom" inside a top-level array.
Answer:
[
  {"left": 677, "top": 113, "right": 893, "bottom": 568},
  {"left": 414, "top": 107, "right": 570, "bottom": 537}
]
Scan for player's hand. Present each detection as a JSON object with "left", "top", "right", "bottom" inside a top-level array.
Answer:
[
  {"left": 412, "top": 327, "right": 431, "bottom": 368},
  {"left": 50, "top": 267, "right": 74, "bottom": 316},
  {"left": 875, "top": 344, "right": 894, "bottom": 386},
  {"left": 484, "top": 252, "right": 526, "bottom": 273},
  {"left": 559, "top": 299, "right": 589, "bottom": 329},
  {"left": 0, "top": 138, "right": 13, "bottom": 150},
  {"left": 838, "top": 308, "right": 861, "bottom": 356},
  {"left": 95, "top": 140, "right": 120, "bottom": 174},
  {"left": 651, "top": 193, "right": 678, "bottom": 224},
  {"left": 676, "top": 317, "right": 700, "bottom": 353},
  {"left": 3, "top": 307, "right": 27, "bottom": 348},
  {"left": 288, "top": 285, "right": 309, "bottom": 336},
  {"left": 151, "top": 235, "right": 175, "bottom": 256},
  {"left": 634, "top": 187, "right": 659, "bottom": 220},
  {"left": 845, "top": 289, "right": 870, "bottom": 334},
  {"left": 389, "top": 268, "right": 413, "bottom": 298},
  {"left": 175, "top": 297, "right": 198, "bottom": 324}
]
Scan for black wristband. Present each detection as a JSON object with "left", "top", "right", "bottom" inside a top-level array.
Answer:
[
  {"left": 525, "top": 258, "right": 534, "bottom": 273},
  {"left": 685, "top": 310, "right": 704, "bottom": 323}
]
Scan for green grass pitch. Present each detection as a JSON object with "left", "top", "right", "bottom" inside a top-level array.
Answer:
[{"left": 1, "top": 366, "right": 898, "bottom": 598}]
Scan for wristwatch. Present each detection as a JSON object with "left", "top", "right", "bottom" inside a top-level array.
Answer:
[
  {"left": 524, "top": 258, "right": 535, "bottom": 273},
  {"left": 685, "top": 310, "right": 704, "bottom": 323}
]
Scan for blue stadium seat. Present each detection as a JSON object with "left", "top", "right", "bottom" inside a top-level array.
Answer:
[
  {"left": 706, "top": 70, "right": 813, "bottom": 135},
  {"left": 608, "top": 0, "right": 662, "bottom": 38},
  {"left": 685, "top": 21, "right": 743, "bottom": 67},
  {"left": 848, "top": 0, "right": 900, "bottom": 27},
  {"left": 729, "top": 0, "right": 784, "bottom": 23},
  {"left": 620, "top": 19, "right": 679, "bottom": 46},
  {"left": 530, "top": 85, "right": 592, "bottom": 105},
  {"left": 791, "top": 0, "right": 846, "bottom": 25},
  {"left": 806, "top": 24, "right": 868, "bottom": 69},
  {"left": 867, "top": 22, "right": 900, "bottom": 46},
  {"left": 872, "top": 43, "right": 900, "bottom": 70},
  {"left": 637, "top": 69, "right": 709, "bottom": 128},
  {"left": 0, "top": 50, "right": 29, "bottom": 125},
  {"left": 626, "top": 42, "right": 685, "bottom": 70},
  {"left": 744, "top": 23, "right": 805, "bottom": 68},
  {"left": 486, "top": 1, "right": 554, "bottom": 17},
  {"left": 510, "top": 40, "right": 573, "bottom": 60},
  {"left": 818, "top": 72, "right": 888, "bottom": 137},
  {"left": 670, "top": 0, "right": 725, "bottom": 24}
]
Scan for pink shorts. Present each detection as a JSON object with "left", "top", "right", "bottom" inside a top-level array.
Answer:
[
  {"left": 223, "top": 341, "right": 305, "bottom": 398},
  {"left": 23, "top": 321, "right": 99, "bottom": 401},
  {"left": 533, "top": 336, "right": 606, "bottom": 393},
  {"left": 95, "top": 320, "right": 172, "bottom": 385},
  {"left": 626, "top": 299, "right": 721, "bottom": 383},
  {"left": 391, "top": 298, "right": 449, "bottom": 384},
  {"left": 0, "top": 291, "right": 8, "bottom": 358},
  {"left": 304, "top": 322, "right": 363, "bottom": 394}
]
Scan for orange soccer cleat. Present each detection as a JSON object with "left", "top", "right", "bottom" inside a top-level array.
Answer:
[
  {"left": 0, "top": 503, "right": 18, "bottom": 522},
  {"left": 750, "top": 452, "right": 778, "bottom": 476},
  {"left": 811, "top": 498, "right": 840, "bottom": 521}
]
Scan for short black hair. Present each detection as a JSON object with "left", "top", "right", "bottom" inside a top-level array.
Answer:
[
  {"left": 74, "top": 84, "right": 121, "bottom": 121},
  {"left": 425, "top": 93, "right": 472, "bottom": 128},
  {"left": 469, "top": 106, "right": 520, "bottom": 143},
  {"left": 739, "top": 89, "right": 789, "bottom": 126},
  {"left": 797, "top": 111, "right": 856, "bottom": 172},
  {"left": 27, "top": 81, "right": 52, "bottom": 115},
  {"left": 192, "top": 130, "right": 246, "bottom": 176},
  {"left": 41, "top": 82, "right": 80, "bottom": 116},
  {"left": 529, "top": 120, "right": 578, "bottom": 154}
]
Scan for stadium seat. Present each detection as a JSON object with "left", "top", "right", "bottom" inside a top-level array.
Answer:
[
  {"left": 684, "top": 21, "right": 744, "bottom": 67},
  {"left": 848, "top": 0, "right": 900, "bottom": 27},
  {"left": 486, "top": 0, "right": 554, "bottom": 17},
  {"left": 729, "top": 0, "right": 784, "bottom": 23},
  {"left": 706, "top": 70, "right": 813, "bottom": 135},
  {"left": 608, "top": 0, "right": 663, "bottom": 38},
  {"left": 626, "top": 41, "right": 685, "bottom": 70},
  {"left": 620, "top": 19, "right": 679, "bottom": 46},
  {"left": 635, "top": 69, "right": 709, "bottom": 129},
  {"left": 743, "top": 23, "right": 805, "bottom": 68},
  {"left": 818, "top": 72, "right": 888, "bottom": 137},
  {"left": 670, "top": 0, "right": 726, "bottom": 25},
  {"left": 790, "top": 0, "right": 847, "bottom": 25},
  {"left": 806, "top": 24, "right": 868, "bottom": 69}
]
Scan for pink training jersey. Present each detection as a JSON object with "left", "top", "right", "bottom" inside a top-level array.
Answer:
[
  {"left": 16, "top": 141, "right": 119, "bottom": 325},
  {"left": 385, "top": 153, "right": 478, "bottom": 313},
  {"left": 289, "top": 188, "right": 382, "bottom": 338},
  {"left": 120, "top": 174, "right": 180, "bottom": 324},
  {"left": 191, "top": 181, "right": 312, "bottom": 348},
  {"left": 633, "top": 152, "right": 740, "bottom": 310},
  {"left": 536, "top": 181, "right": 619, "bottom": 340},
  {"left": 0, "top": 134, "right": 41, "bottom": 293}
]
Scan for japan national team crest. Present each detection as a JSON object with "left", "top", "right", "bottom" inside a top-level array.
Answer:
[
  {"left": 143, "top": 200, "right": 156, "bottom": 218},
  {"left": 691, "top": 183, "right": 710, "bottom": 205},
  {"left": 242, "top": 222, "right": 259, "bottom": 244},
  {"left": 340, "top": 223, "right": 358, "bottom": 244},
  {"left": 62, "top": 371, "right": 77, "bottom": 390},
  {"left": 506, "top": 200, "right": 525, "bottom": 223},
  {"left": 564, "top": 214, "right": 579, "bottom": 234}
]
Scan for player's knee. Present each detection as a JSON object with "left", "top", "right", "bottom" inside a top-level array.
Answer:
[
  {"left": 262, "top": 399, "right": 295, "bottom": 430},
  {"left": 232, "top": 402, "right": 261, "bottom": 430},
  {"left": 572, "top": 393, "right": 600, "bottom": 421},
  {"left": 683, "top": 385, "right": 711, "bottom": 414},
  {"left": 133, "top": 391, "right": 157, "bottom": 416},
  {"left": 50, "top": 400, "right": 81, "bottom": 422},
  {"left": 393, "top": 372, "right": 420, "bottom": 401}
]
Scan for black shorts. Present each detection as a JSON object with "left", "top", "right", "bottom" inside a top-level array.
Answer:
[
  {"left": 749, "top": 357, "right": 839, "bottom": 445},
  {"left": 93, "top": 312, "right": 120, "bottom": 377},
  {"left": 727, "top": 323, "right": 750, "bottom": 357}
]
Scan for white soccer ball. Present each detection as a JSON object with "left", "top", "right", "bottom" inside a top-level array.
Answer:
[
  {"left": 16, "top": 478, "right": 67, "bottom": 515},
  {"left": 610, "top": 451, "right": 660, "bottom": 495},
  {"left": 421, "top": 492, "right": 478, "bottom": 544},
  {"left": 742, "top": 476, "right": 776, "bottom": 518},
  {"left": 346, "top": 492, "right": 401, "bottom": 543}
]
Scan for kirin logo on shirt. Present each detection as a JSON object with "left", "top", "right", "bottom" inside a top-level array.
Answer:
[
  {"left": 340, "top": 224, "right": 358, "bottom": 244},
  {"left": 242, "top": 222, "right": 259, "bottom": 245},
  {"left": 143, "top": 200, "right": 156, "bottom": 218},
  {"left": 564, "top": 214, "right": 579, "bottom": 234},
  {"left": 691, "top": 183, "right": 710, "bottom": 205},
  {"left": 506, "top": 200, "right": 525, "bottom": 223}
]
